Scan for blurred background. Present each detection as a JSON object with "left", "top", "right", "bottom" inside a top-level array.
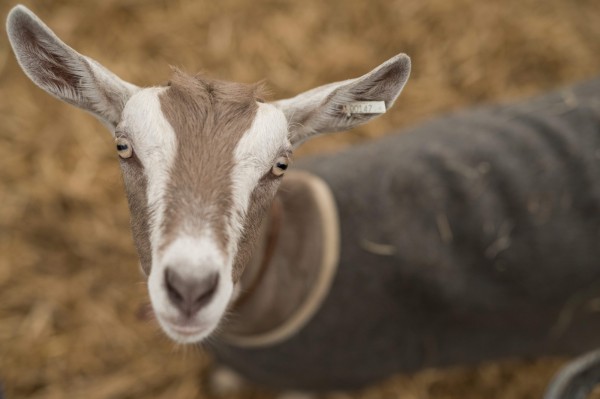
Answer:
[{"left": 1, "top": 0, "right": 599, "bottom": 398}]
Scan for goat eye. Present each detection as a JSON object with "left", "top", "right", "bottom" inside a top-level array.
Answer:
[
  {"left": 115, "top": 137, "right": 133, "bottom": 159},
  {"left": 272, "top": 156, "right": 289, "bottom": 177}
]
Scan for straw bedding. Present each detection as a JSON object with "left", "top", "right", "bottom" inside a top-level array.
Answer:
[{"left": 1, "top": 0, "right": 599, "bottom": 398}]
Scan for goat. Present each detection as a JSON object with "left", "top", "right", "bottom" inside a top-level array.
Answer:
[{"left": 7, "top": 4, "right": 600, "bottom": 394}]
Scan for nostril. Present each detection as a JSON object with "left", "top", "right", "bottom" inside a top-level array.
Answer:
[
  {"left": 195, "top": 273, "right": 219, "bottom": 305},
  {"left": 164, "top": 268, "right": 220, "bottom": 317},
  {"left": 165, "top": 268, "right": 184, "bottom": 304}
]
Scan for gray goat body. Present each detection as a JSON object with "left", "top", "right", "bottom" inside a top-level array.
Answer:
[{"left": 212, "top": 78, "right": 600, "bottom": 391}]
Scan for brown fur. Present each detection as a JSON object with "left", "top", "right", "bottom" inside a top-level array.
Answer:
[
  {"left": 158, "top": 70, "right": 273, "bottom": 279},
  {"left": 120, "top": 155, "right": 152, "bottom": 274}
]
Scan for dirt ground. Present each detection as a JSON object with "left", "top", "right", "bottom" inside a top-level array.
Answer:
[{"left": 1, "top": 0, "right": 600, "bottom": 398}]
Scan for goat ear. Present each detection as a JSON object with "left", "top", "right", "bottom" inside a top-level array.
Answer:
[
  {"left": 6, "top": 5, "right": 138, "bottom": 129},
  {"left": 274, "top": 54, "right": 410, "bottom": 146}
]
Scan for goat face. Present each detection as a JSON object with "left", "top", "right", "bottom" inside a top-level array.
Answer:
[{"left": 117, "top": 79, "right": 291, "bottom": 342}]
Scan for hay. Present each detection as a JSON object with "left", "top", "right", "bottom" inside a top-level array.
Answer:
[{"left": 1, "top": 0, "right": 599, "bottom": 398}]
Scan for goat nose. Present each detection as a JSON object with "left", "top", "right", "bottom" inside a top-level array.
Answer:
[{"left": 164, "top": 268, "right": 219, "bottom": 317}]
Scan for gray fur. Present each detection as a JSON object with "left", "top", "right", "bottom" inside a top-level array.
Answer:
[{"left": 211, "top": 78, "right": 600, "bottom": 391}]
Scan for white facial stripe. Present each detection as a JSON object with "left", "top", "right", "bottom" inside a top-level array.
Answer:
[
  {"left": 229, "top": 103, "right": 290, "bottom": 254},
  {"left": 119, "top": 87, "right": 177, "bottom": 259},
  {"left": 159, "top": 234, "right": 225, "bottom": 276}
]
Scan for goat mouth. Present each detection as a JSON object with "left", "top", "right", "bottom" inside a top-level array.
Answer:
[
  {"left": 160, "top": 319, "right": 214, "bottom": 343},
  {"left": 169, "top": 324, "right": 205, "bottom": 335},
  {"left": 171, "top": 326, "right": 204, "bottom": 337}
]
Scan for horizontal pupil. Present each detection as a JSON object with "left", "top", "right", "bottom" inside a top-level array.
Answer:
[
  {"left": 117, "top": 144, "right": 128, "bottom": 151},
  {"left": 277, "top": 162, "right": 288, "bottom": 170}
]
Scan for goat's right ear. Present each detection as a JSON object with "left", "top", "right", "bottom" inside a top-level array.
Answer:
[{"left": 6, "top": 5, "right": 138, "bottom": 129}]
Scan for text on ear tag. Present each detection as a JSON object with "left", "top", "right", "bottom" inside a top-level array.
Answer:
[{"left": 342, "top": 101, "right": 387, "bottom": 116}]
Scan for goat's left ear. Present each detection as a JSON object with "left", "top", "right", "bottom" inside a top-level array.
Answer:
[{"left": 273, "top": 54, "right": 410, "bottom": 146}]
